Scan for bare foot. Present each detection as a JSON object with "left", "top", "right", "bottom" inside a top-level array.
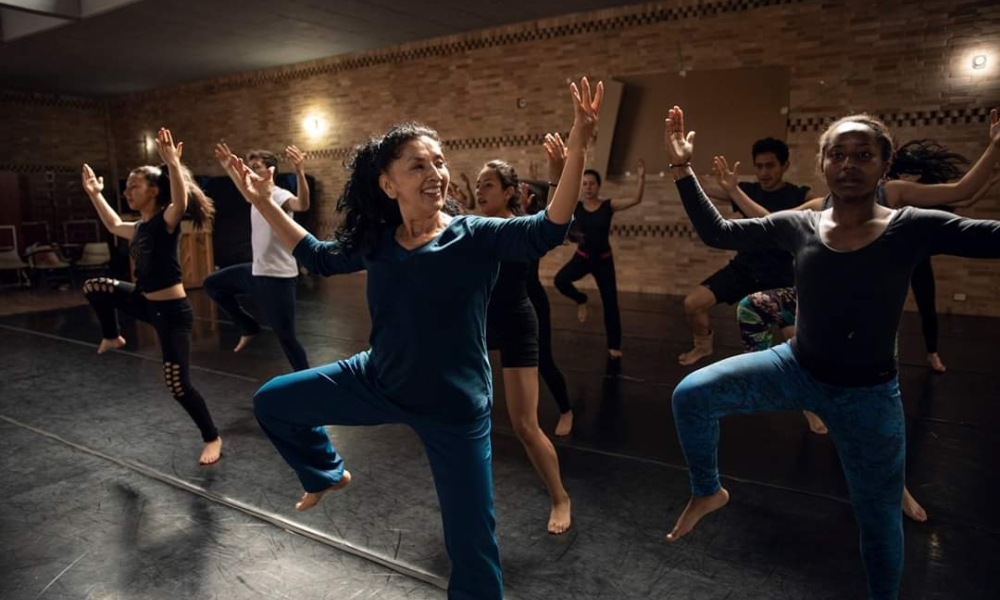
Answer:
[
  {"left": 548, "top": 497, "right": 572, "bottom": 535},
  {"left": 608, "top": 349, "right": 623, "bottom": 359},
  {"left": 927, "top": 353, "right": 947, "bottom": 373},
  {"left": 577, "top": 303, "right": 588, "bottom": 323},
  {"left": 678, "top": 346, "right": 712, "bottom": 366},
  {"left": 199, "top": 437, "right": 223, "bottom": 465},
  {"left": 902, "top": 486, "right": 927, "bottom": 522},
  {"left": 666, "top": 488, "right": 730, "bottom": 542},
  {"left": 554, "top": 410, "right": 574, "bottom": 437},
  {"left": 295, "top": 470, "right": 352, "bottom": 511},
  {"left": 803, "top": 411, "right": 829, "bottom": 435},
  {"left": 233, "top": 335, "right": 254, "bottom": 353},
  {"left": 97, "top": 336, "right": 126, "bottom": 354}
]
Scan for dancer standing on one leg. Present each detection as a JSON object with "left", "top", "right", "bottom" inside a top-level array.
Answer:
[
  {"left": 204, "top": 144, "right": 311, "bottom": 371},
  {"left": 476, "top": 158, "right": 572, "bottom": 533},
  {"left": 519, "top": 141, "right": 574, "bottom": 436},
  {"left": 224, "top": 78, "right": 602, "bottom": 600},
  {"left": 81, "top": 128, "right": 222, "bottom": 465},
  {"left": 553, "top": 150, "right": 645, "bottom": 360},
  {"left": 678, "top": 138, "right": 817, "bottom": 366},
  {"left": 664, "top": 106, "right": 1000, "bottom": 600}
]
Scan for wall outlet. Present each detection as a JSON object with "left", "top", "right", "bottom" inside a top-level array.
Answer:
[{"left": 953, "top": 293, "right": 967, "bottom": 301}]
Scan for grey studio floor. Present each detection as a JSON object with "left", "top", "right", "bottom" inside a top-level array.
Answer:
[{"left": 2, "top": 274, "right": 998, "bottom": 600}]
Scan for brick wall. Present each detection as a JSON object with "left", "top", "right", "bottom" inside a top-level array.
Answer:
[{"left": 5, "top": 0, "right": 1000, "bottom": 313}]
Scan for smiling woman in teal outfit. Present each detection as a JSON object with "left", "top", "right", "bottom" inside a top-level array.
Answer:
[{"left": 220, "top": 78, "right": 603, "bottom": 600}]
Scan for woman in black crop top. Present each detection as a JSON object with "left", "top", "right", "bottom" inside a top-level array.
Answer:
[
  {"left": 476, "top": 157, "right": 572, "bottom": 535},
  {"left": 81, "top": 128, "right": 222, "bottom": 466},
  {"left": 551, "top": 137, "right": 646, "bottom": 361},
  {"left": 664, "top": 106, "right": 1000, "bottom": 600}
]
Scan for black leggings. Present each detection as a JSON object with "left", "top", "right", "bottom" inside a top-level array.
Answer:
[
  {"left": 82, "top": 277, "right": 219, "bottom": 442},
  {"left": 554, "top": 250, "right": 622, "bottom": 351},
  {"left": 526, "top": 277, "right": 571, "bottom": 414},
  {"left": 910, "top": 257, "right": 939, "bottom": 354}
]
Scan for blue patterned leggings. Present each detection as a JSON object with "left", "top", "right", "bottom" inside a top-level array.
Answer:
[{"left": 672, "top": 343, "right": 905, "bottom": 600}]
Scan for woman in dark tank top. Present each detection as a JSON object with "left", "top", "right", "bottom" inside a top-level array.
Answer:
[
  {"left": 80, "top": 127, "right": 222, "bottom": 466},
  {"left": 550, "top": 139, "right": 646, "bottom": 364}
]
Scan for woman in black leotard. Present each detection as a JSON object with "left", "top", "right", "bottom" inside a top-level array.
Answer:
[
  {"left": 552, "top": 138, "right": 646, "bottom": 360},
  {"left": 477, "top": 156, "right": 572, "bottom": 534}
]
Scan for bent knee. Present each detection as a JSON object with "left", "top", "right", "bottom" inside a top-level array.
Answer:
[
  {"left": 83, "top": 277, "right": 118, "bottom": 295},
  {"left": 253, "top": 374, "right": 293, "bottom": 417}
]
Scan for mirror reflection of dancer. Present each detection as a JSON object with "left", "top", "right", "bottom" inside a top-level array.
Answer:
[
  {"left": 226, "top": 79, "right": 602, "bottom": 599},
  {"left": 665, "top": 106, "right": 1000, "bottom": 600},
  {"left": 80, "top": 128, "right": 222, "bottom": 465}
]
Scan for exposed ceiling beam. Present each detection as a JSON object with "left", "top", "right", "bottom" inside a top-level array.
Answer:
[{"left": 0, "top": 0, "right": 81, "bottom": 20}]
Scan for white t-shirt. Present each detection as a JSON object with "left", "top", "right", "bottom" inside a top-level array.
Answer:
[{"left": 250, "top": 187, "right": 299, "bottom": 277}]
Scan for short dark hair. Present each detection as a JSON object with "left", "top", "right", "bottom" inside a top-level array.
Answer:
[
  {"left": 751, "top": 138, "right": 790, "bottom": 164},
  {"left": 583, "top": 169, "right": 602, "bottom": 186},
  {"left": 817, "top": 114, "right": 895, "bottom": 171},
  {"left": 247, "top": 150, "right": 278, "bottom": 170}
]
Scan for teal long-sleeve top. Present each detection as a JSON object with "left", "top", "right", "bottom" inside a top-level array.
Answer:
[{"left": 293, "top": 210, "right": 571, "bottom": 422}]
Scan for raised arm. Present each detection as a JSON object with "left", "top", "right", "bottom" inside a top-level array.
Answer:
[
  {"left": 155, "top": 128, "right": 188, "bottom": 233},
  {"left": 546, "top": 77, "right": 603, "bottom": 225},
  {"left": 224, "top": 151, "right": 363, "bottom": 275},
  {"left": 610, "top": 159, "right": 645, "bottom": 211},
  {"left": 885, "top": 109, "right": 1000, "bottom": 208},
  {"left": 666, "top": 106, "right": 791, "bottom": 252},
  {"left": 953, "top": 166, "right": 1000, "bottom": 208},
  {"left": 284, "top": 145, "right": 311, "bottom": 212},
  {"left": 81, "top": 164, "right": 136, "bottom": 240}
]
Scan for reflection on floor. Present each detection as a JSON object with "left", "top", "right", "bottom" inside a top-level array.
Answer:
[{"left": 1, "top": 274, "right": 997, "bottom": 599}]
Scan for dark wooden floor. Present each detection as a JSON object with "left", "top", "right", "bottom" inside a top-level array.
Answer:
[{"left": 1, "top": 274, "right": 997, "bottom": 599}]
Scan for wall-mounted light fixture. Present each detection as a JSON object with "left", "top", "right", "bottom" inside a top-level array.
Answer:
[
  {"left": 303, "top": 114, "right": 328, "bottom": 138},
  {"left": 972, "top": 54, "right": 987, "bottom": 70}
]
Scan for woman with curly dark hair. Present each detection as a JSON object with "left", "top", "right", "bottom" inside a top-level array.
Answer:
[{"left": 223, "top": 78, "right": 602, "bottom": 600}]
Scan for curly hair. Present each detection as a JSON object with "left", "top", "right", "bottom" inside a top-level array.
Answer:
[
  {"left": 334, "top": 123, "right": 440, "bottom": 255},
  {"left": 888, "top": 139, "right": 968, "bottom": 184}
]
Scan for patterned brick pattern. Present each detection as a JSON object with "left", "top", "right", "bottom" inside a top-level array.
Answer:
[{"left": 4, "top": 0, "right": 1000, "bottom": 316}]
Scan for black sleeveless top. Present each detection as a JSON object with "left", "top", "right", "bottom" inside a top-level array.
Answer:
[
  {"left": 487, "top": 261, "right": 532, "bottom": 323},
  {"left": 130, "top": 210, "right": 182, "bottom": 293},
  {"left": 573, "top": 200, "right": 614, "bottom": 255}
]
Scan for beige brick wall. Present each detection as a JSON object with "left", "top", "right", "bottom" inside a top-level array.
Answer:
[{"left": 4, "top": 0, "right": 1000, "bottom": 314}]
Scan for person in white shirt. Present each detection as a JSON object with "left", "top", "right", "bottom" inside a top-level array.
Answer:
[{"left": 205, "top": 144, "right": 311, "bottom": 371}]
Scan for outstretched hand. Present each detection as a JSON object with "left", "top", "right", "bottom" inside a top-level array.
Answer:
[
  {"left": 214, "top": 142, "right": 237, "bottom": 170},
  {"left": 81, "top": 164, "right": 104, "bottom": 196},
  {"left": 665, "top": 106, "right": 695, "bottom": 165},
  {"left": 285, "top": 145, "right": 307, "bottom": 172},
  {"left": 544, "top": 132, "right": 568, "bottom": 182},
  {"left": 518, "top": 182, "right": 537, "bottom": 212},
  {"left": 154, "top": 128, "right": 183, "bottom": 166},
  {"left": 229, "top": 155, "right": 275, "bottom": 205},
  {"left": 567, "top": 77, "right": 604, "bottom": 151},
  {"left": 711, "top": 155, "right": 740, "bottom": 192}
]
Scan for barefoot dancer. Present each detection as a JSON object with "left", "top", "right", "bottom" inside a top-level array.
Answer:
[
  {"left": 203, "top": 144, "right": 311, "bottom": 371},
  {"left": 81, "top": 128, "right": 222, "bottom": 466},
  {"left": 476, "top": 158, "right": 572, "bottom": 534},
  {"left": 665, "top": 106, "right": 1000, "bottom": 600},
  {"left": 227, "top": 79, "right": 601, "bottom": 600},
  {"left": 553, "top": 153, "right": 645, "bottom": 360}
]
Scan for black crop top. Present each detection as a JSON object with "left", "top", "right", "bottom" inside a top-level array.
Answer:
[
  {"left": 488, "top": 261, "right": 531, "bottom": 321},
  {"left": 130, "top": 210, "right": 182, "bottom": 293}
]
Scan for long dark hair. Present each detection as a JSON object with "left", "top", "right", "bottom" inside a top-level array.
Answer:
[
  {"left": 334, "top": 122, "right": 439, "bottom": 255},
  {"left": 483, "top": 159, "right": 523, "bottom": 216},
  {"left": 888, "top": 139, "right": 968, "bottom": 184},
  {"left": 131, "top": 163, "right": 215, "bottom": 229}
]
